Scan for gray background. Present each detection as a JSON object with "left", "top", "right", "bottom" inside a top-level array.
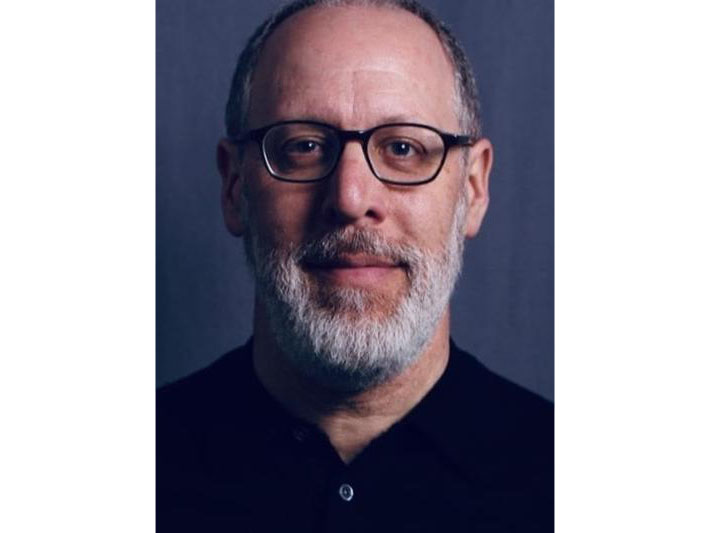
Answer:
[{"left": 157, "top": 0, "right": 554, "bottom": 400}]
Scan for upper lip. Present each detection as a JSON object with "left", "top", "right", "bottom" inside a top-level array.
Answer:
[{"left": 305, "top": 254, "right": 399, "bottom": 269}]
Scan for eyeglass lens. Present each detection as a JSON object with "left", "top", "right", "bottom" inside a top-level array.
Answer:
[{"left": 262, "top": 123, "right": 446, "bottom": 183}]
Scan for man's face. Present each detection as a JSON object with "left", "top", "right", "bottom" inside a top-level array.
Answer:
[{"left": 221, "top": 6, "right": 491, "bottom": 389}]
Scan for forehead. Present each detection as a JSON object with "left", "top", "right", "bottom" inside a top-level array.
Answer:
[{"left": 248, "top": 5, "right": 459, "bottom": 130}]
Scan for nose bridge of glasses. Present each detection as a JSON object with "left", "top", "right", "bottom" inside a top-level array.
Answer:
[
  {"left": 337, "top": 128, "right": 371, "bottom": 152},
  {"left": 324, "top": 128, "right": 385, "bottom": 222},
  {"left": 332, "top": 128, "right": 376, "bottom": 174}
]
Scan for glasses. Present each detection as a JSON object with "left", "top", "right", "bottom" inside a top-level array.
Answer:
[{"left": 232, "top": 120, "right": 475, "bottom": 186}]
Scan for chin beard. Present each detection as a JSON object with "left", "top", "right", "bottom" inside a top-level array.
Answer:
[{"left": 244, "top": 197, "right": 467, "bottom": 392}]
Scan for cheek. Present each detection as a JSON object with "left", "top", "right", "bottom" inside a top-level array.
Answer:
[
  {"left": 395, "top": 182, "right": 462, "bottom": 248},
  {"left": 247, "top": 176, "right": 320, "bottom": 244}
]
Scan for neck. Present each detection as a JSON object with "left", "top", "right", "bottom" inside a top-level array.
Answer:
[{"left": 251, "top": 300, "right": 451, "bottom": 463}]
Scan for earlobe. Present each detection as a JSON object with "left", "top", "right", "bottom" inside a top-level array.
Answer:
[
  {"left": 217, "top": 138, "right": 246, "bottom": 237},
  {"left": 463, "top": 138, "right": 493, "bottom": 238}
]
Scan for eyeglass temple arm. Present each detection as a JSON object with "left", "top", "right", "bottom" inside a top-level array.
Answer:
[
  {"left": 449, "top": 134, "right": 476, "bottom": 146},
  {"left": 228, "top": 125, "right": 270, "bottom": 144}
]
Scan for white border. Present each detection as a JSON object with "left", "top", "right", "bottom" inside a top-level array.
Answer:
[
  {"left": 557, "top": 1, "right": 711, "bottom": 531},
  {"left": 1, "top": 2, "right": 155, "bottom": 531}
]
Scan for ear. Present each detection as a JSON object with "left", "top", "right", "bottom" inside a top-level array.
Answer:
[
  {"left": 462, "top": 138, "right": 493, "bottom": 238},
  {"left": 217, "top": 138, "right": 246, "bottom": 236}
]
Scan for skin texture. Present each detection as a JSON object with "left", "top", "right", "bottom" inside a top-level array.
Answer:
[{"left": 217, "top": 5, "right": 493, "bottom": 462}]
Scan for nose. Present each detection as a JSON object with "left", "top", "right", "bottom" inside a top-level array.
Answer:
[{"left": 321, "top": 141, "right": 386, "bottom": 226}]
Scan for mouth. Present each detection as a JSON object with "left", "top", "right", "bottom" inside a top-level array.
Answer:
[{"left": 303, "top": 254, "right": 405, "bottom": 286}]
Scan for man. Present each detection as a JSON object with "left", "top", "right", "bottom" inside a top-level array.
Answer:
[{"left": 157, "top": 1, "right": 553, "bottom": 531}]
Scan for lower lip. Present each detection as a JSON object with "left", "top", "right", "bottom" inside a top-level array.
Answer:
[{"left": 308, "top": 265, "right": 401, "bottom": 286}]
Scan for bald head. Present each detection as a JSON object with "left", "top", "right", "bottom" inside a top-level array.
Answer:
[
  {"left": 224, "top": 0, "right": 482, "bottom": 139},
  {"left": 248, "top": 5, "right": 460, "bottom": 132}
]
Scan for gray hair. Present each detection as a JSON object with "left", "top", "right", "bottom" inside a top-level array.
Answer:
[{"left": 224, "top": 0, "right": 482, "bottom": 139}]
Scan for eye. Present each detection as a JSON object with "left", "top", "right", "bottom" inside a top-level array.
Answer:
[
  {"left": 388, "top": 141, "right": 415, "bottom": 157},
  {"left": 283, "top": 138, "right": 323, "bottom": 155},
  {"left": 378, "top": 137, "right": 426, "bottom": 160}
]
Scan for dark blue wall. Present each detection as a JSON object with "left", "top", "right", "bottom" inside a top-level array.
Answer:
[{"left": 157, "top": 0, "right": 554, "bottom": 400}]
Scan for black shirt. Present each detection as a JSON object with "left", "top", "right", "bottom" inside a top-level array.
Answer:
[{"left": 157, "top": 340, "right": 553, "bottom": 532}]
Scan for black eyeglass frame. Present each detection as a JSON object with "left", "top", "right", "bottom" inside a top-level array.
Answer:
[{"left": 231, "top": 120, "right": 476, "bottom": 186}]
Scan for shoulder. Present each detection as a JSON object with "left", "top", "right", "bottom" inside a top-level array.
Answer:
[
  {"left": 157, "top": 342, "right": 262, "bottom": 528},
  {"left": 448, "top": 342, "right": 553, "bottom": 436},
  {"left": 411, "top": 341, "right": 553, "bottom": 486},
  {"left": 157, "top": 343, "right": 250, "bottom": 420},
  {"left": 156, "top": 341, "right": 261, "bottom": 472},
  {"left": 428, "top": 340, "right": 552, "bottom": 415},
  {"left": 412, "top": 341, "right": 554, "bottom": 527}
]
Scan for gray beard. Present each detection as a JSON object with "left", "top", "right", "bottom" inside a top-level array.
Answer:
[{"left": 244, "top": 196, "right": 467, "bottom": 392}]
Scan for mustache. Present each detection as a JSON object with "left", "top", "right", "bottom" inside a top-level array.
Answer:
[{"left": 294, "top": 228, "right": 423, "bottom": 267}]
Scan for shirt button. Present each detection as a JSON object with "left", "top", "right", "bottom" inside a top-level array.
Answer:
[{"left": 338, "top": 483, "right": 354, "bottom": 502}]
